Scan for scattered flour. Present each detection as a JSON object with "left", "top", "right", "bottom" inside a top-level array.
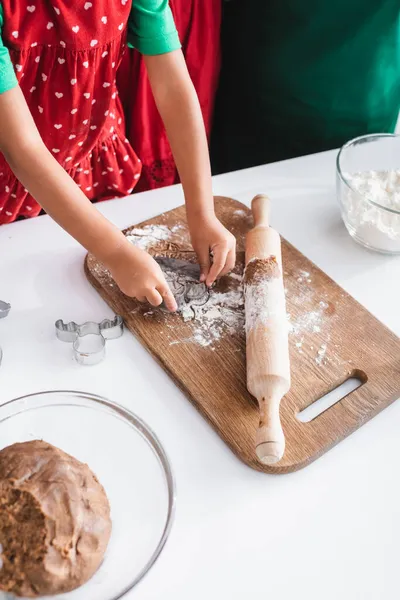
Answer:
[
  {"left": 342, "top": 170, "right": 400, "bottom": 252},
  {"left": 164, "top": 261, "right": 329, "bottom": 352},
  {"left": 297, "top": 270, "right": 311, "bottom": 283},
  {"left": 287, "top": 274, "right": 333, "bottom": 364},
  {"left": 288, "top": 309, "right": 323, "bottom": 336},
  {"left": 125, "top": 228, "right": 333, "bottom": 359},
  {"left": 229, "top": 273, "right": 243, "bottom": 282},
  {"left": 168, "top": 285, "right": 244, "bottom": 347},
  {"left": 125, "top": 224, "right": 244, "bottom": 347},
  {"left": 126, "top": 224, "right": 172, "bottom": 250},
  {"left": 315, "top": 343, "right": 327, "bottom": 365},
  {"left": 126, "top": 223, "right": 185, "bottom": 251}
]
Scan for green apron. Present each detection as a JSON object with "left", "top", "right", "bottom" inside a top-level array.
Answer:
[{"left": 211, "top": 0, "right": 400, "bottom": 173}]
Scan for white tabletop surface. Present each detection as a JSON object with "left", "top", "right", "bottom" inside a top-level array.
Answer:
[{"left": 1, "top": 149, "right": 400, "bottom": 600}]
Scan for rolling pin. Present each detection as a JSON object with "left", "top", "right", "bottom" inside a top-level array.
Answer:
[{"left": 244, "top": 194, "right": 291, "bottom": 465}]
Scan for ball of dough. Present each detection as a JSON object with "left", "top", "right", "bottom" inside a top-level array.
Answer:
[{"left": 0, "top": 441, "right": 112, "bottom": 598}]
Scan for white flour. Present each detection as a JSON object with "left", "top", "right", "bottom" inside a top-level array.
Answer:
[
  {"left": 126, "top": 224, "right": 244, "bottom": 347},
  {"left": 126, "top": 224, "right": 171, "bottom": 250},
  {"left": 173, "top": 287, "right": 245, "bottom": 347},
  {"left": 287, "top": 273, "right": 331, "bottom": 365},
  {"left": 342, "top": 170, "right": 400, "bottom": 252},
  {"left": 126, "top": 224, "right": 185, "bottom": 250},
  {"left": 125, "top": 227, "right": 331, "bottom": 360},
  {"left": 315, "top": 343, "right": 327, "bottom": 365},
  {"left": 288, "top": 300, "right": 328, "bottom": 336},
  {"left": 244, "top": 277, "right": 287, "bottom": 336}
]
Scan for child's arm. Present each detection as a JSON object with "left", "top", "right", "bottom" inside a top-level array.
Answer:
[
  {"left": 0, "top": 86, "right": 177, "bottom": 311},
  {"left": 144, "top": 50, "right": 237, "bottom": 286}
]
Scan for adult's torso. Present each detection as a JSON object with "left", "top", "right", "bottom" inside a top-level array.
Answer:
[{"left": 212, "top": 0, "right": 399, "bottom": 170}]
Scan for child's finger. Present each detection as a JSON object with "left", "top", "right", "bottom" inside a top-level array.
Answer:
[
  {"left": 206, "top": 245, "right": 229, "bottom": 287},
  {"left": 146, "top": 289, "right": 163, "bottom": 307},
  {"left": 219, "top": 248, "right": 236, "bottom": 277},
  {"left": 197, "top": 248, "right": 211, "bottom": 283},
  {"left": 158, "top": 285, "right": 178, "bottom": 312}
]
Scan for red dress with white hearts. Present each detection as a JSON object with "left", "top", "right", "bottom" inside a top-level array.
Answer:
[{"left": 0, "top": 0, "right": 141, "bottom": 224}]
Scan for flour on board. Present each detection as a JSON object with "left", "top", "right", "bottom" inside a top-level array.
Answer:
[
  {"left": 315, "top": 343, "right": 327, "bottom": 365},
  {"left": 126, "top": 224, "right": 176, "bottom": 250},
  {"left": 126, "top": 225, "right": 245, "bottom": 347},
  {"left": 167, "top": 285, "right": 245, "bottom": 347},
  {"left": 287, "top": 272, "right": 331, "bottom": 365},
  {"left": 125, "top": 227, "right": 332, "bottom": 358}
]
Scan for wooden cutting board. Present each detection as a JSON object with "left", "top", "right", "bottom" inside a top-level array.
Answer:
[{"left": 85, "top": 197, "right": 400, "bottom": 473}]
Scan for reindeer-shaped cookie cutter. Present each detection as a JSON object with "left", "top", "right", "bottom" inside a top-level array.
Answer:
[
  {"left": 55, "top": 316, "right": 123, "bottom": 365},
  {"left": 0, "top": 300, "right": 11, "bottom": 367}
]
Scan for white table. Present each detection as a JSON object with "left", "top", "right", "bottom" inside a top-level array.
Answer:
[{"left": 1, "top": 150, "right": 399, "bottom": 600}]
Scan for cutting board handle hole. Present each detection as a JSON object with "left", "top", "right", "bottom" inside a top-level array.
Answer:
[{"left": 296, "top": 370, "right": 366, "bottom": 423}]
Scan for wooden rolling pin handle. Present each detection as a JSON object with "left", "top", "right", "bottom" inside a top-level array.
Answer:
[
  {"left": 256, "top": 388, "right": 286, "bottom": 465},
  {"left": 251, "top": 194, "right": 271, "bottom": 229}
]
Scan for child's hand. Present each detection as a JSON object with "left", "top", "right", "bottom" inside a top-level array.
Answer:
[
  {"left": 145, "top": 53, "right": 236, "bottom": 286},
  {"left": 106, "top": 242, "right": 178, "bottom": 312},
  {"left": 188, "top": 212, "right": 237, "bottom": 286}
]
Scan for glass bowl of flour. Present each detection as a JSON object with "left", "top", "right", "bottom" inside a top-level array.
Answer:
[{"left": 337, "top": 133, "right": 400, "bottom": 253}]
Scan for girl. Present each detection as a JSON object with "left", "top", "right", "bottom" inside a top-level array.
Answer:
[{"left": 0, "top": 0, "right": 235, "bottom": 312}]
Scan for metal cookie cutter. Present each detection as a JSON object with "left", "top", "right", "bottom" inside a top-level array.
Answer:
[
  {"left": 0, "top": 301, "right": 11, "bottom": 320},
  {"left": 155, "top": 257, "right": 210, "bottom": 312},
  {"left": 55, "top": 316, "right": 123, "bottom": 365},
  {"left": 0, "top": 300, "right": 11, "bottom": 367}
]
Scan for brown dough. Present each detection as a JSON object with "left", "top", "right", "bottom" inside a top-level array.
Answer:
[{"left": 0, "top": 441, "right": 112, "bottom": 598}]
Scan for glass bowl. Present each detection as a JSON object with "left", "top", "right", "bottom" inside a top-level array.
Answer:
[
  {"left": 0, "top": 391, "right": 176, "bottom": 600},
  {"left": 336, "top": 133, "right": 400, "bottom": 254}
]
